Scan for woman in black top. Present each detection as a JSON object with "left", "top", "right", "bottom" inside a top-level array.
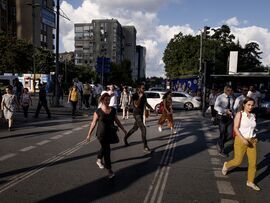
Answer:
[{"left": 86, "top": 93, "right": 127, "bottom": 178}]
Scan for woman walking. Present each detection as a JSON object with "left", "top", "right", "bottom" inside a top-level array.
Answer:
[
  {"left": 120, "top": 86, "right": 131, "bottom": 119},
  {"left": 86, "top": 93, "right": 127, "bottom": 178},
  {"left": 68, "top": 85, "right": 79, "bottom": 118},
  {"left": 158, "top": 90, "right": 176, "bottom": 134},
  {"left": 222, "top": 97, "right": 260, "bottom": 191},
  {"left": 21, "top": 88, "right": 32, "bottom": 121},
  {"left": 1, "top": 86, "right": 20, "bottom": 131}
]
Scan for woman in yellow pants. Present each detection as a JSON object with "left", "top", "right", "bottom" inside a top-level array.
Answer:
[{"left": 222, "top": 97, "right": 260, "bottom": 191}]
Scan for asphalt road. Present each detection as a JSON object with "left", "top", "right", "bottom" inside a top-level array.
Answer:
[{"left": 0, "top": 110, "right": 269, "bottom": 203}]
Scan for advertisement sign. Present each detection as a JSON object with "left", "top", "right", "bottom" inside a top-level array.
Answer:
[
  {"left": 228, "top": 51, "right": 238, "bottom": 75},
  {"left": 41, "top": 9, "right": 55, "bottom": 28},
  {"left": 171, "top": 77, "right": 199, "bottom": 93}
]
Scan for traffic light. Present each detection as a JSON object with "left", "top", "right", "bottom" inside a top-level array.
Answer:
[{"left": 203, "top": 26, "right": 210, "bottom": 39}]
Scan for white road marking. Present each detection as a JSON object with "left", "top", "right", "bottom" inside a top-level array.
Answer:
[
  {"left": 210, "top": 157, "right": 221, "bottom": 165},
  {"left": 36, "top": 140, "right": 51, "bottom": 145},
  {"left": 0, "top": 138, "right": 96, "bottom": 194},
  {"left": 221, "top": 199, "right": 239, "bottom": 203},
  {"left": 216, "top": 180, "right": 235, "bottom": 195},
  {"left": 82, "top": 124, "right": 89, "bottom": 128},
  {"left": 213, "top": 170, "right": 228, "bottom": 178},
  {"left": 19, "top": 146, "right": 36, "bottom": 152},
  {"left": 50, "top": 134, "right": 63, "bottom": 140},
  {"left": 0, "top": 153, "right": 16, "bottom": 161},
  {"left": 63, "top": 131, "right": 73, "bottom": 135},
  {"left": 73, "top": 127, "right": 83, "bottom": 131},
  {"left": 208, "top": 149, "right": 218, "bottom": 156}
]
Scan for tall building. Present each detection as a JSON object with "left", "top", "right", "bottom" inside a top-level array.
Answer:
[
  {"left": 123, "top": 26, "right": 137, "bottom": 81},
  {"left": 0, "top": 0, "right": 55, "bottom": 50},
  {"left": 16, "top": 0, "right": 55, "bottom": 50},
  {"left": 74, "top": 19, "right": 123, "bottom": 69},
  {"left": 0, "top": 0, "right": 16, "bottom": 36},
  {"left": 136, "top": 45, "right": 146, "bottom": 81}
]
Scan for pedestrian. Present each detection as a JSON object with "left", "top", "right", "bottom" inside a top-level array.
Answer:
[
  {"left": 119, "top": 86, "right": 131, "bottom": 119},
  {"left": 13, "top": 78, "right": 23, "bottom": 104},
  {"left": 73, "top": 78, "right": 84, "bottom": 110},
  {"left": 1, "top": 86, "right": 20, "bottom": 131},
  {"left": 68, "top": 85, "right": 79, "bottom": 118},
  {"left": 222, "top": 97, "right": 260, "bottom": 191},
  {"left": 247, "top": 85, "right": 261, "bottom": 119},
  {"left": 123, "top": 83, "right": 154, "bottom": 153},
  {"left": 83, "top": 82, "right": 91, "bottom": 109},
  {"left": 233, "top": 85, "right": 249, "bottom": 113},
  {"left": 208, "top": 88, "right": 219, "bottom": 124},
  {"left": 158, "top": 90, "right": 177, "bottom": 134},
  {"left": 108, "top": 84, "right": 118, "bottom": 110},
  {"left": 86, "top": 93, "right": 127, "bottom": 179},
  {"left": 214, "top": 85, "right": 234, "bottom": 157},
  {"left": 34, "top": 83, "right": 51, "bottom": 119},
  {"left": 21, "top": 88, "right": 32, "bottom": 121}
]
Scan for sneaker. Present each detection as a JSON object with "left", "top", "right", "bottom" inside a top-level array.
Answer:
[
  {"left": 171, "top": 128, "right": 177, "bottom": 134},
  {"left": 222, "top": 162, "right": 228, "bottom": 175},
  {"left": 143, "top": 147, "right": 152, "bottom": 154},
  {"left": 96, "top": 159, "right": 104, "bottom": 169},
  {"left": 108, "top": 172, "right": 115, "bottom": 179},
  {"left": 246, "top": 182, "right": 261, "bottom": 191},
  {"left": 158, "top": 126, "right": 162, "bottom": 132}
]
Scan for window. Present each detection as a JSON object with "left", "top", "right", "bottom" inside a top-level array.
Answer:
[
  {"left": 172, "top": 93, "right": 186, "bottom": 97},
  {"left": 75, "top": 26, "right": 83, "bottom": 32},
  {"left": 145, "top": 93, "right": 161, "bottom": 99}
]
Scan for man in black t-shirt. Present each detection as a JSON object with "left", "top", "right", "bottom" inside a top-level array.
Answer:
[
  {"left": 124, "top": 84, "right": 154, "bottom": 153},
  {"left": 34, "top": 83, "right": 51, "bottom": 118}
]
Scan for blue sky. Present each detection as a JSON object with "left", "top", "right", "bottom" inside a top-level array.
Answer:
[{"left": 59, "top": 0, "right": 270, "bottom": 77}]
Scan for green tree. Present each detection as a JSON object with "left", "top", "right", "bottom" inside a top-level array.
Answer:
[{"left": 35, "top": 48, "right": 55, "bottom": 73}]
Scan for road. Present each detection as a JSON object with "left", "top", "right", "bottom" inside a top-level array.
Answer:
[{"left": 0, "top": 109, "right": 269, "bottom": 203}]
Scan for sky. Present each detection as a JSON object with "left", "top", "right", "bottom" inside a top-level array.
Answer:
[{"left": 58, "top": 0, "right": 270, "bottom": 77}]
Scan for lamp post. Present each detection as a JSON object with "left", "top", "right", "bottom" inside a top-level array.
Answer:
[{"left": 26, "top": 1, "right": 40, "bottom": 93}]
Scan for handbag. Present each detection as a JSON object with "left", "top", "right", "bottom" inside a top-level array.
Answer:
[{"left": 109, "top": 125, "right": 119, "bottom": 144}]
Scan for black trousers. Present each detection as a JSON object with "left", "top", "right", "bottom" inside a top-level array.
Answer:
[
  {"left": 217, "top": 115, "right": 233, "bottom": 153},
  {"left": 125, "top": 114, "right": 147, "bottom": 148},
  {"left": 70, "top": 101, "right": 77, "bottom": 116},
  {"left": 22, "top": 105, "right": 29, "bottom": 118},
  {"left": 83, "top": 94, "right": 90, "bottom": 108},
  {"left": 35, "top": 100, "right": 51, "bottom": 117},
  {"left": 97, "top": 140, "right": 111, "bottom": 170}
]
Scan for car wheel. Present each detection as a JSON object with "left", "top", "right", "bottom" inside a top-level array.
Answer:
[
  {"left": 184, "top": 102, "right": 194, "bottom": 110},
  {"left": 155, "top": 104, "right": 160, "bottom": 113}
]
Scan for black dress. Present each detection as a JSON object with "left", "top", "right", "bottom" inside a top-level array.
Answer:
[{"left": 96, "top": 107, "right": 116, "bottom": 142}]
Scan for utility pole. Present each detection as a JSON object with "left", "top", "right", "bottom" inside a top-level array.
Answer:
[{"left": 53, "top": 0, "right": 60, "bottom": 106}]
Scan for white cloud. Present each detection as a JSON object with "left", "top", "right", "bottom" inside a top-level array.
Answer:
[
  {"left": 223, "top": 17, "right": 240, "bottom": 26},
  {"left": 231, "top": 26, "right": 270, "bottom": 66}
]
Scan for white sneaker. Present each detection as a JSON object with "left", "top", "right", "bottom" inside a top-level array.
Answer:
[
  {"left": 221, "top": 162, "right": 228, "bottom": 175},
  {"left": 246, "top": 182, "right": 261, "bottom": 191},
  {"left": 158, "top": 126, "right": 162, "bottom": 132},
  {"left": 96, "top": 159, "right": 104, "bottom": 169}
]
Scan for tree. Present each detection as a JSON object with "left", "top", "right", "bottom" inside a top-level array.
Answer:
[
  {"left": 35, "top": 48, "right": 55, "bottom": 73},
  {"left": 0, "top": 34, "right": 33, "bottom": 74}
]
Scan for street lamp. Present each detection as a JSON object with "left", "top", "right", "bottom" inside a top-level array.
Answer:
[{"left": 26, "top": 1, "right": 40, "bottom": 93}]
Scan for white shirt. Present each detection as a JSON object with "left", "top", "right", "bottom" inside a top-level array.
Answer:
[
  {"left": 247, "top": 90, "right": 261, "bottom": 107},
  {"left": 108, "top": 90, "right": 118, "bottom": 108},
  {"left": 238, "top": 112, "right": 256, "bottom": 139},
  {"left": 233, "top": 95, "right": 246, "bottom": 112},
  {"left": 209, "top": 93, "right": 219, "bottom": 105},
  {"left": 214, "top": 93, "right": 234, "bottom": 115}
]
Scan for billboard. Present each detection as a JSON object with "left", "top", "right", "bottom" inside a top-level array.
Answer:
[
  {"left": 41, "top": 8, "right": 55, "bottom": 28},
  {"left": 228, "top": 51, "right": 238, "bottom": 75}
]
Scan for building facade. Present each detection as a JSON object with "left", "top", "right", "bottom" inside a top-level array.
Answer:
[
  {"left": 74, "top": 19, "right": 123, "bottom": 69},
  {"left": 136, "top": 45, "right": 146, "bottom": 81},
  {"left": 123, "top": 26, "right": 137, "bottom": 81},
  {"left": 0, "top": 0, "right": 55, "bottom": 50}
]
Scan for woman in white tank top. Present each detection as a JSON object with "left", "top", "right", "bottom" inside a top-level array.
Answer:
[{"left": 221, "top": 97, "right": 261, "bottom": 191}]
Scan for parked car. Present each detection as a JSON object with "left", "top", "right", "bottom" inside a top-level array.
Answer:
[
  {"left": 171, "top": 91, "right": 201, "bottom": 110},
  {"left": 260, "top": 94, "right": 270, "bottom": 116},
  {"left": 148, "top": 87, "right": 166, "bottom": 91},
  {"left": 144, "top": 91, "right": 201, "bottom": 112}
]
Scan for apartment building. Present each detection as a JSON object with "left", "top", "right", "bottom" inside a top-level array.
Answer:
[
  {"left": 0, "top": 0, "right": 55, "bottom": 50},
  {"left": 136, "top": 45, "right": 146, "bottom": 81},
  {"left": 74, "top": 19, "right": 123, "bottom": 69},
  {"left": 123, "top": 26, "right": 137, "bottom": 81}
]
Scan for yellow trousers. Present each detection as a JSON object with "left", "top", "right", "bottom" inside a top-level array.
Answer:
[
  {"left": 158, "top": 112, "right": 174, "bottom": 128},
  {"left": 226, "top": 135, "right": 257, "bottom": 183}
]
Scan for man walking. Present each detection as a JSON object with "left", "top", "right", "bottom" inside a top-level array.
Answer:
[
  {"left": 124, "top": 84, "right": 154, "bottom": 153},
  {"left": 214, "top": 85, "right": 234, "bottom": 157},
  {"left": 233, "top": 85, "right": 249, "bottom": 113},
  {"left": 34, "top": 83, "right": 51, "bottom": 119}
]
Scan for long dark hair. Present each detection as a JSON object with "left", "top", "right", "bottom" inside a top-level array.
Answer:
[
  {"left": 241, "top": 97, "right": 255, "bottom": 111},
  {"left": 99, "top": 93, "right": 110, "bottom": 104},
  {"left": 162, "top": 90, "right": 172, "bottom": 99}
]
